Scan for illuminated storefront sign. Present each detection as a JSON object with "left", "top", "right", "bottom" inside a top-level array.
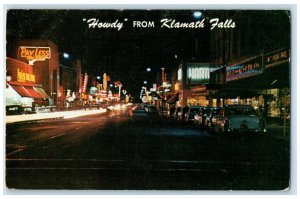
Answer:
[
  {"left": 264, "top": 48, "right": 290, "bottom": 68},
  {"left": 226, "top": 55, "right": 263, "bottom": 82},
  {"left": 187, "top": 63, "right": 210, "bottom": 84},
  {"left": 83, "top": 73, "right": 88, "bottom": 93},
  {"left": 17, "top": 68, "right": 36, "bottom": 83},
  {"left": 174, "top": 83, "right": 180, "bottom": 91},
  {"left": 90, "top": 86, "right": 98, "bottom": 95},
  {"left": 177, "top": 68, "right": 182, "bottom": 81},
  {"left": 19, "top": 46, "right": 51, "bottom": 65}
]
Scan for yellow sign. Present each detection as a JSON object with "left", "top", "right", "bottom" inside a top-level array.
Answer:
[
  {"left": 103, "top": 73, "right": 107, "bottom": 91},
  {"left": 19, "top": 46, "right": 51, "bottom": 63},
  {"left": 17, "top": 68, "right": 36, "bottom": 83}
]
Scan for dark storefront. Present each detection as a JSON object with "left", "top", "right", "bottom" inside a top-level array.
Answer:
[{"left": 209, "top": 48, "right": 290, "bottom": 118}]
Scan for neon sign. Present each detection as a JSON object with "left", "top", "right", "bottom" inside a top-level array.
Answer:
[
  {"left": 19, "top": 46, "right": 51, "bottom": 65},
  {"left": 17, "top": 68, "right": 36, "bottom": 83},
  {"left": 177, "top": 68, "right": 182, "bottom": 81},
  {"left": 265, "top": 49, "right": 290, "bottom": 68},
  {"left": 187, "top": 63, "right": 211, "bottom": 84},
  {"left": 226, "top": 55, "right": 263, "bottom": 82}
]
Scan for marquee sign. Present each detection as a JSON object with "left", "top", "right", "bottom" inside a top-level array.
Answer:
[
  {"left": 19, "top": 46, "right": 51, "bottom": 65},
  {"left": 187, "top": 63, "right": 210, "bottom": 84},
  {"left": 264, "top": 48, "right": 290, "bottom": 68},
  {"left": 17, "top": 68, "right": 36, "bottom": 83},
  {"left": 226, "top": 55, "right": 263, "bottom": 82}
]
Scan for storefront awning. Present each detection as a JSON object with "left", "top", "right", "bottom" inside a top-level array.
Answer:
[
  {"left": 10, "top": 84, "right": 32, "bottom": 98},
  {"left": 9, "top": 82, "right": 49, "bottom": 99},
  {"left": 34, "top": 87, "right": 49, "bottom": 98}
]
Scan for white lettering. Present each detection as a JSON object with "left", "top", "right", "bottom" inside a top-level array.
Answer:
[
  {"left": 160, "top": 18, "right": 205, "bottom": 29},
  {"left": 84, "top": 18, "right": 124, "bottom": 31},
  {"left": 133, "top": 21, "right": 155, "bottom": 28},
  {"left": 188, "top": 67, "right": 210, "bottom": 80},
  {"left": 210, "top": 18, "right": 236, "bottom": 30}
]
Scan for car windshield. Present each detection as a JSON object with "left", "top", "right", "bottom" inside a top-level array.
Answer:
[{"left": 227, "top": 107, "right": 257, "bottom": 116}]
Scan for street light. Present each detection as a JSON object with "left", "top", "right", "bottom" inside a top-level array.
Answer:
[
  {"left": 63, "top": 53, "right": 70, "bottom": 59},
  {"left": 50, "top": 52, "right": 70, "bottom": 107},
  {"left": 143, "top": 80, "right": 148, "bottom": 85},
  {"left": 193, "top": 11, "right": 202, "bottom": 19},
  {"left": 97, "top": 76, "right": 101, "bottom": 80},
  {"left": 146, "top": 67, "right": 151, "bottom": 72}
]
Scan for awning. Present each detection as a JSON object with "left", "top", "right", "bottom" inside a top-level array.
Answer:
[
  {"left": 9, "top": 82, "right": 49, "bottom": 99},
  {"left": 9, "top": 84, "right": 32, "bottom": 98},
  {"left": 34, "top": 87, "right": 49, "bottom": 98}
]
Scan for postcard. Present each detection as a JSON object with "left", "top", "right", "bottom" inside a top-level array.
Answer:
[{"left": 5, "top": 8, "right": 291, "bottom": 191}]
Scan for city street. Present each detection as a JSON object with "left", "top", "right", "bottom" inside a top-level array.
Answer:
[{"left": 6, "top": 111, "right": 290, "bottom": 190}]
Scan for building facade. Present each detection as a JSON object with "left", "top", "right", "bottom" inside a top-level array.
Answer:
[
  {"left": 6, "top": 39, "right": 83, "bottom": 110},
  {"left": 208, "top": 11, "right": 290, "bottom": 118}
]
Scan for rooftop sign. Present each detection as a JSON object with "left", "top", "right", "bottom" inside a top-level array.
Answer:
[{"left": 19, "top": 46, "right": 51, "bottom": 65}]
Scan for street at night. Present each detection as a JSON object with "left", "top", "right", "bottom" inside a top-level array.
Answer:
[
  {"left": 5, "top": 8, "right": 293, "bottom": 191},
  {"left": 6, "top": 110, "right": 289, "bottom": 190}
]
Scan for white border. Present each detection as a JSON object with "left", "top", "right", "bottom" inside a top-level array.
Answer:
[{"left": 1, "top": 1, "right": 298, "bottom": 198}]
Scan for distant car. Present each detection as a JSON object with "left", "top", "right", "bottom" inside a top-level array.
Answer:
[
  {"left": 194, "top": 107, "right": 212, "bottom": 128},
  {"left": 184, "top": 106, "right": 201, "bottom": 123},
  {"left": 143, "top": 104, "right": 150, "bottom": 112},
  {"left": 210, "top": 105, "right": 265, "bottom": 134},
  {"left": 173, "top": 107, "right": 182, "bottom": 120},
  {"left": 6, "top": 105, "right": 35, "bottom": 115},
  {"left": 168, "top": 107, "right": 176, "bottom": 118},
  {"left": 177, "top": 106, "right": 189, "bottom": 121},
  {"left": 147, "top": 106, "right": 159, "bottom": 115},
  {"left": 131, "top": 107, "right": 148, "bottom": 117},
  {"left": 35, "top": 106, "right": 57, "bottom": 114}
]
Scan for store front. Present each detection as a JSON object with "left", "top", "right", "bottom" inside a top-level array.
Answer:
[
  {"left": 175, "top": 62, "right": 212, "bottom": 107},
  {"left": 6, "top": 81, "right": 49, "bottom": 108},
  {"left": 209, "top": 48, "right": 290, "bottom": 119},
  {"left": 6, "top": 57, "right": 49, "bottom": 108}
]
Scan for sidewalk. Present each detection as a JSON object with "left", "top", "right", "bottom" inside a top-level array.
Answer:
[
  {"left": 6, "top": 108, "right": 107, "bottom": 124},
  {"left": 266, "top": 119, "right": 290, "bottom": 141}
]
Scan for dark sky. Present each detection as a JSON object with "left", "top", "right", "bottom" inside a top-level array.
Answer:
[{"left": 6, "top": 9, "right": 211, "bottom": 96}]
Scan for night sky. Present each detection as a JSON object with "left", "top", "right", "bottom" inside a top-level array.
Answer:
[
  {"left": 6, "top": 10, "right": 290, "bottom": 98},
  {"left": 6, "top": 10, "right": 212, "bottom": 96}
]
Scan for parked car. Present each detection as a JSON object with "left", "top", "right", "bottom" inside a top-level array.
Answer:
[
  {"left": 6, "top": 105, "right": 35, "bottom": 115},
  {"left": 177, "top": 106, "right": 189, "bottom": 121},
  {"left": 210, "top": 105, "right": 265, "bottom": 134},
  {"left": 194, "top": 107, "right": 212, "bottom": 128},
  {"left": 184, "top": 106, "right": 201, "bottom": 123},
  {"left": 147, "top": 106, "right": 159, "bottom": 115},
  {"left": 168, "top": 107, "right": 176, "bottom": 118},
  {"left": 35, "top": 106, "right": 57, "bottom": 114},
  {"left": 173, "top": 107, "right": 182, "bottom": 120}
]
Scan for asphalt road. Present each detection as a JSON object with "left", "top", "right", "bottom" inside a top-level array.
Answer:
[{"left": 6, "top": 111, "right": 290, "bottom": 190}]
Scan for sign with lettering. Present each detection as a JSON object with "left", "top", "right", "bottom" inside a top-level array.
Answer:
[
  {"left": 187, "top": 63, "right": 210, "bottom": 84},
  {"left": 226, "top": 55, "right": 263, "bottom": 82},
  {"left": 17, "top": 68, "right": 36, "bottom": 83},
  {"left": 19, "top": 46, "right": 51, "bottom": 65},
  {"left": 177, "top": 68, "right": 182, "bottom": 81},
  {"left": 264, "top": 48, "right": 290, "bottom": 68},
  {"left": 83, "top": 73, "right": 88, "bottom": 93}
]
